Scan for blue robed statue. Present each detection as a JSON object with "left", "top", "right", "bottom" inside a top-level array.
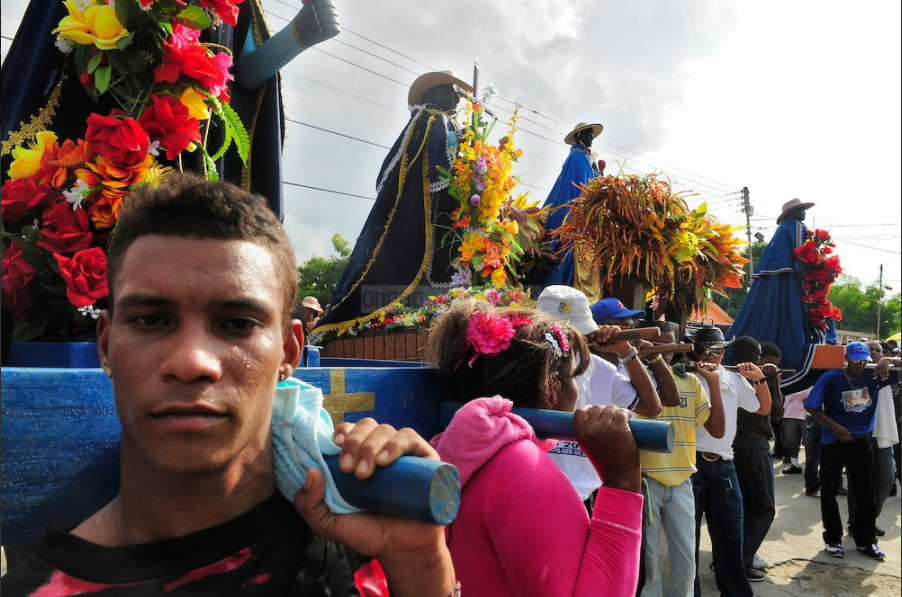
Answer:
[
  {"left": 727, "top": 198, "right": 834, "bottom": 391},
  {"left": 531, "top": 122, "right": 604, "bottom": 299}
]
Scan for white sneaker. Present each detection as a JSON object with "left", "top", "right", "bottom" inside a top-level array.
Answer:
[{"left": 751, "top": 554, "right": 770, "bottom": 570}]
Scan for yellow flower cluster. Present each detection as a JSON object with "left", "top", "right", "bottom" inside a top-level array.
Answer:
[{"left": 53, "top": 0, "right": 128, "bottom": 51}]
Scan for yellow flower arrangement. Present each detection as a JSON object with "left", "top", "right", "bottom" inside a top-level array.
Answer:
[{"left": 53, "top": 0, "right": 128, "bottom": 51}]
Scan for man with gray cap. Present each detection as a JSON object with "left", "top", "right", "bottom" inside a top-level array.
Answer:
[{"left": 536, "top": 285, "right": 661, "bottom": 510}]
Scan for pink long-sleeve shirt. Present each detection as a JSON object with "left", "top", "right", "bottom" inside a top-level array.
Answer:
[{"left": 432, "top": 397, "right": 643, "bottom": 597}]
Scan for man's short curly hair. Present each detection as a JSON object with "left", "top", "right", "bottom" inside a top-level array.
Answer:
[{"left": 107, "top": 173, "right": 297, "bottom": 326}]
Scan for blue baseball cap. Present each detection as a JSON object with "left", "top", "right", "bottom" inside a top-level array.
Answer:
[
  {"left": 590, "top": 298, "right": 645, "bottom": 324},
  {"left": 846, "top": 341, "right": 872, "bottom": 362}
]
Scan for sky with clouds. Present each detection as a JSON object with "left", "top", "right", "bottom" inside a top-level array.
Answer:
[{"left": 3, "top": 0, "right": 900, "bottom": 296}]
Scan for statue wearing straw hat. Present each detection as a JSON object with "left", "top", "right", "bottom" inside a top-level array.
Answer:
[
  {"left": 728, "top": 198, "right": 831, "bottom": 392},
  {"left": 531, "top": 122, "right": 605, "bottom": 298},
  {"left": 314, "top": 72, "right": 473, "bottom": 338}
]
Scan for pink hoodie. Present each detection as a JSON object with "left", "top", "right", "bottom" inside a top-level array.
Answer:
[{"left": 432, "top": 397, "right": 643, "bottom": 597}]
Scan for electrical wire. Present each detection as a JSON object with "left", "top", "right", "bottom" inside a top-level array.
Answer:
[{"left": 285, "top": 117, "right": 392, "bottom": 150}]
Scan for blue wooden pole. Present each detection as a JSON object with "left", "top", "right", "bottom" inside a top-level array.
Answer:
[
  {"left": 439, "top": 401, "right": 674, "bottom": 453},
  {"left": 324, "top": 455, "right": 460, "bottom": 525}
]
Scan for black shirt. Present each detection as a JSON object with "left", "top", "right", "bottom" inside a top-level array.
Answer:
[{"left": 1, "top": 494, "right": 365, "bottom": 596}]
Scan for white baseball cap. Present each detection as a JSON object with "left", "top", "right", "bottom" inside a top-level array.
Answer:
[{"left": 536, "top": 286, "right": 598, "bottom": 336}]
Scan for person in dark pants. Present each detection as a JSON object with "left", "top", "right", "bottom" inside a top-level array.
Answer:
[
  {"left": 804, "top": 342, "right": 899, "bottom": 560},
  {"left": 732, "top": 338, "right": 782, "bottom": 582},
  {"left": 804, "top": 415, "right": 822, "bottom": 496},
  {"left": 690, "top": 327, "right": 770, "bottom": 597}
]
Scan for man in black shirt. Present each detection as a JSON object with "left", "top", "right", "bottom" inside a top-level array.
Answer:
[
  {"left": 731, "top": 337, "right": 783, "bottom": 583},
  {"left": 2, "top": 174, "right": 456, "bottom": 596}
]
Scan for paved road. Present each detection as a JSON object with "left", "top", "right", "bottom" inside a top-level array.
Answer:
[{"left": 694, "top": 450, "right": 901, "bottom": 596}]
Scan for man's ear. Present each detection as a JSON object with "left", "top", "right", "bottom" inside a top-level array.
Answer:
[
  {"left": 282, "top": 319, "right": 304, "bottom": 375},
  {"left": 97, "top": 310, "right": 112, "bottom": 377}
]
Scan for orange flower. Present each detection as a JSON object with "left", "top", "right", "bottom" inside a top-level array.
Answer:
[
  {"left": 77, "top": 152, "right": 153, "bottom": 190},
  {"left": 39, "top": 139, "right": 92, "bottom": 188},
  {"left": 87, "top": 187, "right": 127, "bottom": 229}
]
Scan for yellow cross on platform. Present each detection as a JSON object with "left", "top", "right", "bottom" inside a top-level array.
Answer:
[{"left": 322, "top": 369, "right": 376, "bottom": 426}]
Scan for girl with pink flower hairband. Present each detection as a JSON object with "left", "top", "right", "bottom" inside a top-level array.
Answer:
[{"left": 428, "top": 299, "right": 644, "bottom": 596}]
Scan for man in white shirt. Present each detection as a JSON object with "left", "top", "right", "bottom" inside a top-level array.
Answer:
[{"left": 536, "top": 286, "right": 661, "bottom": 507}]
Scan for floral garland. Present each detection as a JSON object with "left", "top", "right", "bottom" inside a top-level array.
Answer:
[
  {"left": 438, "top": 99, "right": 543, "bottom": 289},
  {"left": 794, "top": 228, "right": 843, "bottom": 330},
  {"left": 310, "top": 286, "right": 533, "bottom": 345},
  {"left": 1, "top": 0, "right": 248, "bottom": 341}
]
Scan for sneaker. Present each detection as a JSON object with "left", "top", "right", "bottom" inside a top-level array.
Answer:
[
  {"left": 837, "top": 486, "right": 848, "bottom": 496},
  {"left": 825, "top": 542, "right": 844, "bottom": 558},
  {"left": 751, "top": 554, "right": 770, "bottom": 570},
  {"left": 782, "top": 465, "right": 803, "bottom": 475},
  {"left": 876, "top": 526, "right": 886, "bottom": 537},
  {"left": 745, "top": 567, "right": 766, "bottom": 582},
  {"left": 806, "top": 490, "right": 821, "bottom": 498},
  {"left": 856, "top": 544, "right": 885, "bottom": 560}
]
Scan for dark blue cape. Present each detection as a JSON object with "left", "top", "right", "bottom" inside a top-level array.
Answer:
[
  {"left": 727, "top": 220, "right": 825, "bottom": 390},
  {"left": 314, "top": 107, "right": 456, "bottom": 335},
  {"left": 532, "top": 145, "right": 596, "bottom": 288}
]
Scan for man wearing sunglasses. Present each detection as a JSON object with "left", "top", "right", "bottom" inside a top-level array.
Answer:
[
  {"left": 689, "top": 326, "right": 771, "bottom": 597},
  {"left": 804, "top": 341, "right": 900, "bottom": 561}
]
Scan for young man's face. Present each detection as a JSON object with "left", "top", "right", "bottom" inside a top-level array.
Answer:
[
  {"left": 693, "top": 344, "right": 724, "bottom": 366},
  {"left": 868, "top": 342, "right": 883, "bottom": 362},
  {"left": 657, "top": 330, "right": 676, "bottom": 364},
  {"left": 98, "top": 235, "right": 301, "bottom": 478},
  {"left": 845, "top": 355, "right": 869, "bottom": 376}
]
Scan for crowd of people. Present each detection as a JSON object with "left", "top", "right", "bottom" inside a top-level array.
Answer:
[{"left": 2, "top": 174, "right": 900, "bottom": 597}]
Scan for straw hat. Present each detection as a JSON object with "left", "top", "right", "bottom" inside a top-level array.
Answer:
[
  {"left": 301, "top": 296, "right": 323, "bottom": 312},
  {"left": 776, "top": 198, "right": 815, "bottom": 225},
  {"left": 564, "top": 122, "right": 603, "bottom": 145},
  {"left": 408, "top": 71, "right": 474, "bottom": 106}
]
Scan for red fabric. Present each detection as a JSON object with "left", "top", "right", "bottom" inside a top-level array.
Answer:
[{"left": 354, "top": 559, "right": 389, "bottom": 597}]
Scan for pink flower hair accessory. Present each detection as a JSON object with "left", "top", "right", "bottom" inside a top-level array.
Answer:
[
  {"left": 465, "top": 311, "right": 516, "bottom": 367},
  {"left": 546, "top": 324, "right": 570, "bottom": 358}
]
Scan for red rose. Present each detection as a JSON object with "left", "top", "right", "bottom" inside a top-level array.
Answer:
[
  {"left": 36, "top": 200, "right": 93, "bottom": 255},
  {"left": 79, "top": 68, "right": 95, "bottom": 91},
  {"left": 1, "top": 177, "right": 55, "bottom": 223},
  {"left": 199, "top": 0, "right": 245, "bottom": 27},
  {"left": 154, "top": 25, "right": 233, "bottom": 101},
  {"left": 55, "top": 247, "right": 108, "bottom": 308},
  {"left": 138, "top": 94, "right": 201, "bottom": 160},
  {"left": 0, "top": 241, "right": 36, "bottom": 319},
  {"left": 85, "top": 110, "right": 150, "bottom": 168}
]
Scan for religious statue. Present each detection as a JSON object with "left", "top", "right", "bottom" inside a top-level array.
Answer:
[
  {"left": 314, "top": 71, "right": 473, "bottom": 337},
  {"left": 531, "top": 121, "right": 604, "bottom": 299}
]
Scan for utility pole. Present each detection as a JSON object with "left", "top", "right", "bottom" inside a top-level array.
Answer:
[
  {"left": 741, "top": 187, "right": 753, "bottom": 287},
  {"left": 877, "top": 263, "right": 884, "bottom": 338}
]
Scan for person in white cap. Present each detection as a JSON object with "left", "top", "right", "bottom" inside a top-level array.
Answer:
[{"left": 536, "top": 285, "right": 662, "bottom": 510}]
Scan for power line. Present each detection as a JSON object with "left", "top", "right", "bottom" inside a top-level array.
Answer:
[
  {"left": 279, "top": 69, "right": 407, "bottom": 114},
  {"left": 332, "top": 38, "right": 421, "bottom": 77},
  {"left": 285, "top": 117, "right": 391, "bottom": 150},
  {"left": 283, "top": 181, "right": 375, "bottom": 201},
  {"left": 832, "top": 238, "right": 902, "bottom": 255},
  {"left": 342, "top": 28, "right": 438, "bottom": 73}
]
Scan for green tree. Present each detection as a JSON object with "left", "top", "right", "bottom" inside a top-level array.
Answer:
[
  {"left": 296, "top": 234, "right": 352, "bottom": 308},
  {"left": 829, "top": 275, "right": 901, "bottom": 337}
]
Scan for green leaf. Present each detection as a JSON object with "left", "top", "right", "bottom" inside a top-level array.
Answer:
[
  {"left": 87, "top": 51, "right": 103, "bottom": 74},
  {"left": 114, "top": 0, "right": 142, "bottom": 31},
  {"left": 176, "top": 6, "right": 213, "bottom": 30},
  {"left": 201, "top": 147, "right": 221, "bottom": 182},
  {"left": 13, "top": 313, "right": 50, "bottom": 342},
  {"left": 94, "top": 66, "right": 112, "bottom": 94},
  {"left": 219, "top": 101, "right": 250, "bottom": 165},
  {"left": 208, "top": 126, "right": 232, "bottom": 162},
  {"left": 116, "top": 33, "right": 135, "bottom": 51}
]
